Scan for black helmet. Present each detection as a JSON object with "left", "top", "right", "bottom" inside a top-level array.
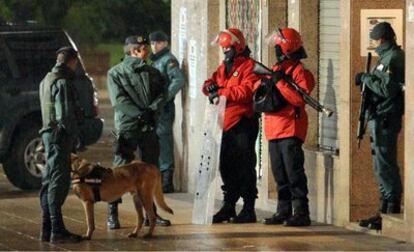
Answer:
[{"left": 370, "top": 22, "right": 396, "bottom": 41}]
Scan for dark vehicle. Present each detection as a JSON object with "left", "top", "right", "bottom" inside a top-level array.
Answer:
[{"left": 0, "top": 25, "right": 103, "bottom": 190}]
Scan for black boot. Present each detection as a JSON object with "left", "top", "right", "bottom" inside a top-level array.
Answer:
[
  {"left": 285, "top": 214, "right": 311, "bottom": 226},
  {"left": 162, "top": 170, "right": 174, "bottom": 193},
  {"left": 40, "top": 216, "right": 51, "bottom": 242},
  {"left": 144, "top": 214, "right": 172, "bottom": 226},
  {"left": 368, "top": 217, "right": 382, "bottom": 230},
  {"left": 107, "top": 202, "right": 121, "bottom": 229},
  {"left": 263, "top": 212, "right": 291, "bottom": 225},
  {"left": 50, "top": 215, "right": 82, "bottom": 243},
  {"left": 285, "top": 203, "right": 310, "bottom": 227},
  {"left": 367, "top": 201, "right": 400, "bottom": 230},
  {"left": 144, "top": 204, "right": 171, "bottom": 226},
  {"left": 359, "top": 199, "right": 387, "bottom": 228},
  {"left": 212, "top": 202, "right": 236, "bottom": 223},
  {"left": 231, "top": 199, "right": 256, "bottom": 223},
  {"left": 359, "top": 214, "right": 381, "bottom": 228}
]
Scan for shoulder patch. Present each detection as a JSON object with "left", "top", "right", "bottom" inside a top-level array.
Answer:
[{"left": 167, "top": 59, "right": 179, "bottom": 68}]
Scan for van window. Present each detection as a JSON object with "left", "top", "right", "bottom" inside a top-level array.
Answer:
[{"left": 4, "top": 32, "right": 70, "bottom": 78}]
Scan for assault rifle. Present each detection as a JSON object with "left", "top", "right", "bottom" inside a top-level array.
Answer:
[
  {"left": 253, "top": 62, "right": 333, "bottom": 117},
  {"left": 357, "top": 52, "right": 372, "bottom": 148}
]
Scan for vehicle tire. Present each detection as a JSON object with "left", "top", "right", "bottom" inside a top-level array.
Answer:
[{"left": 3, "top": 122, "right": 44, "bottom": 190}]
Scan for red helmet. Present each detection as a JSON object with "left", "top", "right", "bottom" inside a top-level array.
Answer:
[
  {"left": 267, "top": 27, "right": 303, "bottom": 56},
  {"left": 212, "top": 28, "right": 246, "bottom": 53}
]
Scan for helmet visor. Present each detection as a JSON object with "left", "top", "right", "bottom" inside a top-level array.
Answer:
[
  {"left": 210, "top": 30, "right": 240, "bottom": 48},
  {"left": 265, "top": 28, "right": 285, "bottom": 46}
]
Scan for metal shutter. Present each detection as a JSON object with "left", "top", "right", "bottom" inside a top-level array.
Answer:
[{"left": 318, "top": 0, "right": 340, "bottom": 153}]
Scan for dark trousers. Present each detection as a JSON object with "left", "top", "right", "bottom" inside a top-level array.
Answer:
[
  {"left": 40, "top": 131, "right": 74, "bottom": 224},
  {"left": 368, "top": 115, "right": 402, "bottom": 204},
  {"left": 269, "top": 137, "right": 309, "bottom": 216},
  {"left": 219, "top": 116, "right": 259, "bottom": 204},
  {"left": 113, "top": 129, "right": 160, "bottom": 167},
  {"left": 156, "top": 103, "right": 175, "bottom": 173}
]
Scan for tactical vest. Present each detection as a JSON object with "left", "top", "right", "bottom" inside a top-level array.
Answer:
[{"left": 39, "top": 72, "right": 64, "bottom": 132}]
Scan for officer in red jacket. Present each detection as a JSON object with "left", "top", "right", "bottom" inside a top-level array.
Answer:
[
  {"left": 202, "top": 28, "right": 260, "bottom": 223},
  {"left": 260, "top": 28, "right": 315, "bottom": 226}
]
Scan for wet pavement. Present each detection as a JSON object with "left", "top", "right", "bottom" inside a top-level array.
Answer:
[{"left": 0, "top": 93, "right": 414, "bottom": 251}]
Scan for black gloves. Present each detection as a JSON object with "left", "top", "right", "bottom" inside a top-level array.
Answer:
[
  {"left": 208, "top": 92, "right": 219, "bottom": 104},
  {"left": 206, "top": 83, "right": 219, "bottom": 94},
  {"left": 272, "top": 70, "right": 285, "bottom": 83},
  {"left": 207, "top": 83, "right": 220, "bottom": 104},
  {"left": 355, "top": 72, "right": 365, "bottom": 86},
  {"left": 139, "top": 109, "right": 155, "bottom": 126}
]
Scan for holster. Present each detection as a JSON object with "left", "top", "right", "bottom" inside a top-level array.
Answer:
[
  {"left": 50, "top": 125, "right": 65, "bottom": 144},
  {"left": 113, "top": 133, "right": 126, "bottom": 155}
]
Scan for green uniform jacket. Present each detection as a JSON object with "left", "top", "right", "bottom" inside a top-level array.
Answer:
[
  {"left": 150, "top": 48, "right": 185, "bottom": 103},
  {"left": 39, "top": 63, "right": 81, "bottom": 137},
  {"left": 107, "top": 55, "right": 165, "bottom": 132},
  {"left": 363, "top": 41, "right": 405, "bottom": 118}
]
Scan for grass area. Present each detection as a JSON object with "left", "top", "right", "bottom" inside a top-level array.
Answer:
[{"left": 96, "top": 43, "right": 124, "bottom": 67}]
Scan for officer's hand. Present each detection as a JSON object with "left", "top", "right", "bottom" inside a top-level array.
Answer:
[
  {"left": 140, "top": 109, "right": 155, "bottom": 125},
  {"left": 208, "top": 91, "right": 219, "bottom": 105},
  {"left": 272, "top": 70, "right": 285, "bottom": 83},
  {"left": 206, "top": 83, "right": 219, "bottom": 94},
  {"left": 355, "top": 72, "right": 365, "bottom": 86}
]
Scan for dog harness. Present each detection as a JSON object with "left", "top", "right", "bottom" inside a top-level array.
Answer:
[{"left": 72, "top": 164, "right": 111, "bottom": 202}]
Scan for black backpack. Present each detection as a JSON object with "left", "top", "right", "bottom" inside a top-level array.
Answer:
[{"left": 253, "top": 78, "right": 287, "bottom": 113}]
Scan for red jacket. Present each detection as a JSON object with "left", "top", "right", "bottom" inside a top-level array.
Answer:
[
  {"left": 203, "top": 56, "right": 260, "bottom": 132},
  {"left": 258, "top": 60, "right": 315, "bottom": 142}
]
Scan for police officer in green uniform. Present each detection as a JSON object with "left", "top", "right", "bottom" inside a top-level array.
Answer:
[
  {"left": 106, "top": 35, "right": 171, "bottom": 229},
  {"left": 149, "top": 31, "right": 185, "bottom": 193},
  {"left": 355, "top": 22, "right": 405, "bottom": 230},
  {"left": 39, "top": 47, "right": 83, "bottom": 243}
]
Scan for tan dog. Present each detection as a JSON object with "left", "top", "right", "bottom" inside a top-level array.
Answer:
[{"left": 70, "top": 154, "right": 173, "bottom": 239}]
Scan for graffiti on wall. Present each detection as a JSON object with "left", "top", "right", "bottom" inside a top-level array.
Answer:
[{"left": 226, "top": 0, "right": 262, "bottom": 61}]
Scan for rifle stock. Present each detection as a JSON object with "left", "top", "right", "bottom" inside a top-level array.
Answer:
[
  {"left": 253, "top": 62, "right": 333, "bottom": 117},
  {"left": 252, "top": 62, "right": 273, "bottom": 76},
  {"left": 356, "top": 52, "right": 372, "bottom": 148}
]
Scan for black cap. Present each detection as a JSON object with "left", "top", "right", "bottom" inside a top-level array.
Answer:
[
  {"left": 149, "top": 31, "right": 169, "bottom": 42},
  {"left": 370, "top": 22, "right": 396, "bottom": 40},
  {"left": 56, "top": 46, "right": 78, "bottom": 59},
  {"left": 125, "top": 35, "right": 149, "bottom": 45}
]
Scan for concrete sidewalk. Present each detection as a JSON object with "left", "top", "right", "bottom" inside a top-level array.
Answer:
[
  {"left": 0, "top": 94, "right": 413, "bottom": 251},
  {"left": 0, "top": 176, "right": 414, "bottom": 251}
]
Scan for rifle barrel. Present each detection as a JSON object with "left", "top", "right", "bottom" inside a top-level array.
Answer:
[{"left": 253, "top": 62, "right": 334, "bottom": 117}]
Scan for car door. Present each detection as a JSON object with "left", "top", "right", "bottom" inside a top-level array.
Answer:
[{"left": 0, "top": 36, "right": 22, "bottom": 129}]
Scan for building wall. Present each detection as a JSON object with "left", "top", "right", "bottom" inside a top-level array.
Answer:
[{"left": 404, "top": 0, "right": 414, "bottom": 242}]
